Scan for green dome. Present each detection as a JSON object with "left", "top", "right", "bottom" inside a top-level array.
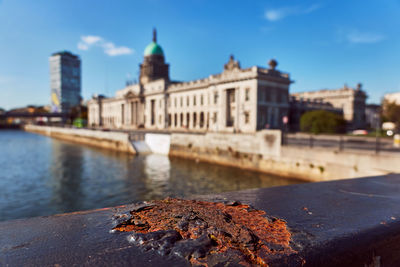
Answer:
[{"left": 144, "top": 42, "right": 164, "bottom": 56}]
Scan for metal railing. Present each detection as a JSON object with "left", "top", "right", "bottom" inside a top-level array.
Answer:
[{"left": 284, "top": 133, "right": 400, "bottom": 154}]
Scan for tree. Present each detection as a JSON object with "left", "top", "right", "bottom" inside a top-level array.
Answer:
[
  {"left": 381, "top": 101, "right": 400, "bottom": 131},
  {"left": 67, "top": 105, "right": 88, "bottom": 125},
  {"left": 300, "top": 110, "right": 346, "bottom": 134}
]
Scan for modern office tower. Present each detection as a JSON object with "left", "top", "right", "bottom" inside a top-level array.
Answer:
[{"left": 49, "top": 51, "right": 81, "bottom": 113}]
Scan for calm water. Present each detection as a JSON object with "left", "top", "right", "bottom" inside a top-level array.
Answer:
[{"left": 0, "top": 130, "right": 302, "bottom": 222}]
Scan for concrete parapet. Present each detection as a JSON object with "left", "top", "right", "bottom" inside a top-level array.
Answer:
[
  {"left": 24, "top": 125, "right": 136, "bottom": 154},
  {"left": 170, "top": 130, "right": 280, "bottom": 158},
  {"left": 2, "top": 175, "right": 400, "bottom": 266},
  {"left": 280, "top": 146, "right": 400, "bottom": 181}
]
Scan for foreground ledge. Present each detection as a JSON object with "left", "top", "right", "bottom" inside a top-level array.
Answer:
[{"left": 2, "top": 175, "right": 400, "bottom": 266}]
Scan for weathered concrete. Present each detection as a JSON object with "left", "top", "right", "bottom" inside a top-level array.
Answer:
[
  {"left": 24, "top": 125, "right": 136, "bottom": 154},
  {"left": 278, "top": 146, "right": 400, "bottom": 181},
  {"left": 2, "top": 175, "right": 400, "bottom": 266}
]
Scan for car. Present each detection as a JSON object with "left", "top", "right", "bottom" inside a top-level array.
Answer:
[{"left": 352, "top": 129, "right": 368, "bottom": 135}]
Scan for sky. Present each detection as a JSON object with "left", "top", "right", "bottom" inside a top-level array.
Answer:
[{"left": 0, "top": 0, "right": 399, "bottom": 110}]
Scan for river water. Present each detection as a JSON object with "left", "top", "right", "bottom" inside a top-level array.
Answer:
[{"left": 0, "top": 130, "right": 302, "bottom": 222}]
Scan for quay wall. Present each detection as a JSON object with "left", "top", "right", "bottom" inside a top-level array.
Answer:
[
  {"left": 24, "top": 125, "right": 136, "bottom": 154},
  {"left": 169, "top": 131, "right": 400, "bottom": 182},
  {"left": 24, "top": 125, "right": 400, "bottom": 182}
]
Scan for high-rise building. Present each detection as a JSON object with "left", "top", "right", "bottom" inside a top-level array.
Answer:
[{"left": 49, "top": 51, "right": 81, "bottom": 113}]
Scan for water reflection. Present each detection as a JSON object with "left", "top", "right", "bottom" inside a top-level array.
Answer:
[
  {"left": 145, "top": 154, "right": 171, "bottom": 182},
  {"left": 49, "top": 141, "right": 84, "bottom": 212},
  {"left": 0, "top": 130, "right": 303, "bottom": 222}
]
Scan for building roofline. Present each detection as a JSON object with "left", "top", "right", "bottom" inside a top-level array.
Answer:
[{"left": 51, "top": 51, "right": 80, "bottom": 59}]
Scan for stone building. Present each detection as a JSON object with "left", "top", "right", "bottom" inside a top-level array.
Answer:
[
  {"left": 383, "top": 92, "right": 400, "bottom": 105},
  {"left": 88, "top": 30, "right": 292, "bottom": 133},
  {"left": 290, "top": 84, "right": 367, "bottom": 130}
]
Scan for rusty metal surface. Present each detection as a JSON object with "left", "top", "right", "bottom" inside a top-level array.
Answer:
[
  {"left": 112, "top": 199, "right": 299, "bottom": 266},
  {"left": 2, "top": 174, "right": 400, "bottom": 266}
]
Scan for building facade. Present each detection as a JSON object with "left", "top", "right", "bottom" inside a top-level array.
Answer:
[
  {"left": 290, "top": 84, "right": 367, "bottom": 129},
  {"left": 88, "top": 30, "right": 292, "bottom": 133},
  {"left": 383, "top": 92, "right": 400, "bottom": 105},
  {"left": 365, "top": 104, "right": 380, "bottom": 129},
  {"left": 50, "top": 51, "right": 81, "bottom": 113}
]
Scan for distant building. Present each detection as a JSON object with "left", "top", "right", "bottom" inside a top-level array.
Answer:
[
  {"left": 365, "top": 104, "right": 380, "bottom": 129},
  {"left": 49, "top": 51, "right": 81, "bottom": 113},
  {"left": 88, "top": 29, "right": 292, "bottom": 133},
  {"left": 383, "top": 92, "right": 400, "bottom": 105},
  {"left": 291, "top": 84, "right": 367, "bottom": 130}
]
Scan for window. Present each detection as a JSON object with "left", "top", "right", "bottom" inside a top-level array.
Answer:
[
  {"left": 159, "top": 99, "right": 162, "bottom": 108},
  {"left": 245, "top": 88, "right": 250, "bottom": 101},
  {"left": 201, "top": 94, "right": 204, "bottom": 105},
  {"left": 180, "top": 97, "right": 183, "bottom": 107},
  {"left": 187, "top": 96, "right": 189, "bottom": 106},
  {"left": 174, "top": 97, "right": 177, "bottom": 107},
  {"left": 193, "top": 113, "right": 197, "bottom": 127},
  {"left": 230, "top": 91, "right": 235, "bottom": 103},
  {"left": 268, "top": 88, "right": 274, "bottom": 102},
  {"left": 214, "top": 92, "right": 218, "bottom": 104},
  {"left": 200, "top": 112, "right": 204, "bottom": 127},
  {"left": 244, "top": 112, "right": 250, "bottom": 124},
  {"left": 213, "top": 112, "right": 217, "bottom": 123},
  {"left": 174, "top": 113, "right": 177, "bottom": 127},
  {"left": 193, "top": 95, "right": 196, "bottom": 106},
  {"left": 180, "top": 113, "right": 183, "bottom": 127},
  {"left": 265, "top": 88, "right": 270, "bottom": 102}
]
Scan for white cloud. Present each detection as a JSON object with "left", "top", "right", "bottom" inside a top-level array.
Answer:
[
  {"left": 265, "top": 4, "right": 321, "bottom": 22},
  {"left": 82, "top": 35, "right": 102, "bottom": 45},
  {"left": 77, "top": 35, "right": 133, "bottom": 56},
  {"left": 346, "top": 31, "right": 385, "bottom": 44},
  {"left": 77, "top": 42, "right": 89, "bottom": 51},
  {"left": 102, "top": 42, "right": 133, "bottom": 56}
]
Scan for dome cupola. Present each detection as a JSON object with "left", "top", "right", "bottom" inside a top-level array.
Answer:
[
  {"left": 139, "top": 28, "right": 170, "bottom": 84},
  {"left": 144, "top": 29, "right": 164, "bottom": 56}
]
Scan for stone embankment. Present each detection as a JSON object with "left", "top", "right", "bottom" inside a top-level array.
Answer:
[
  {"left": 169, "top": 131, "right": 400, "bottom": 181},
  {"left": 25, "top": 125, "right": 400, "bottom": 182},
  {"left": 24, "top": 125, "right": 136, "bottom": 154}
]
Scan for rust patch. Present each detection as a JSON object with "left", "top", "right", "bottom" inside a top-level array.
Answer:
[{"left": 113, "top": 198, "right": 298, "bottom": 266}]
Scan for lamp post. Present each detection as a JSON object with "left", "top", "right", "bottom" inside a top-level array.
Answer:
[{"left": 374, "top": 112, "right": 380, "bottom": 154}]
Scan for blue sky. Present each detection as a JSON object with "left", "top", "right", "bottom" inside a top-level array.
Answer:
[{"left": 0, "top": 0, "right": 399, "bottom": 109}]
